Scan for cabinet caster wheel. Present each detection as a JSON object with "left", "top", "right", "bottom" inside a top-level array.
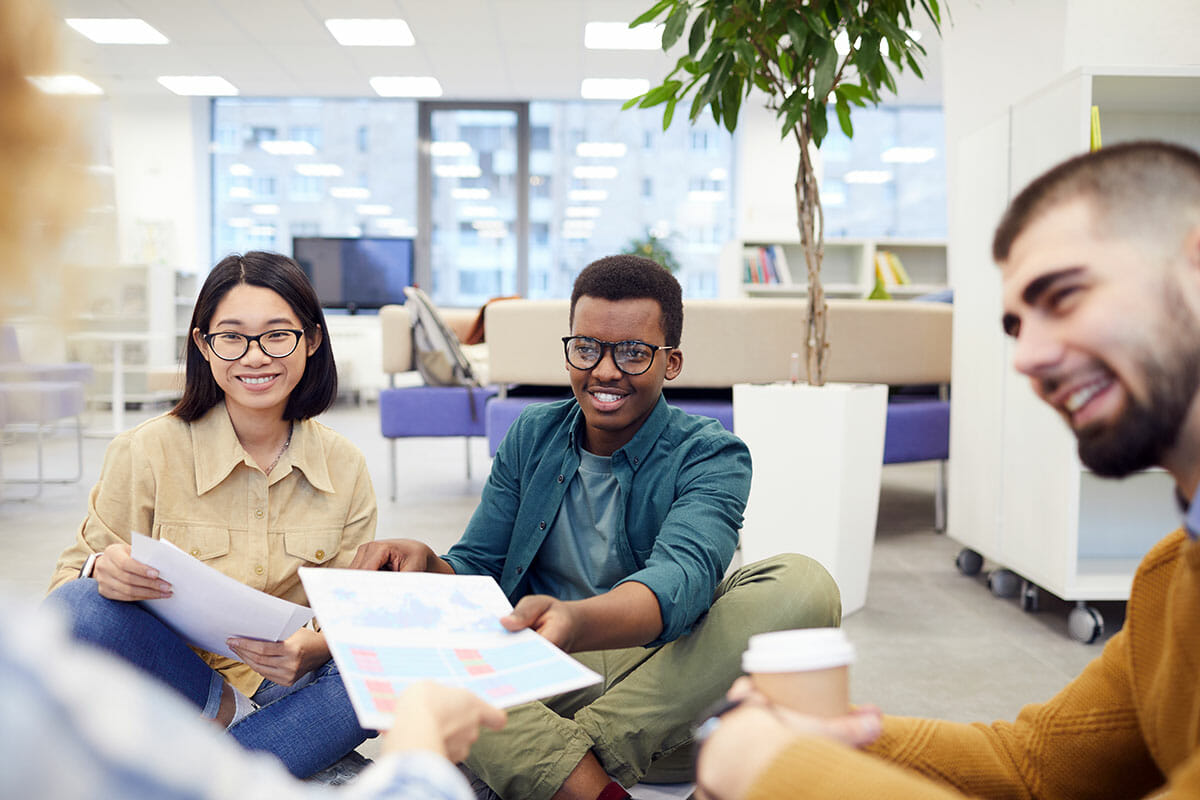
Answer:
[
  {"left": 1019, "top": 580, "right": 1040, "bottom": 613},
  {"left": 956, "top": 548, "right": 983, "bottom": 576},
  {"left": 987, "top": 568, "right": 1020, "bottom": 598},
  {"left": 1068, "top": 603, "right": 1104, "bottom": 644}
]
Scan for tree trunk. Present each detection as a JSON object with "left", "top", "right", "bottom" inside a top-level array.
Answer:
[{"left": 794, "top": 128, "right": 827, "bottom": 385}]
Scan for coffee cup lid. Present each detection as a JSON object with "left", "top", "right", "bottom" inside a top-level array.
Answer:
[{"left": 742, "top": 628, "right": 855, "bottom": 673}]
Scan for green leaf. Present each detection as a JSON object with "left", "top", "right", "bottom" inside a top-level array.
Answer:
[
  {"left": 638, "top": 79, "right": 681, "bottom": 108},
  {"left": 631, "top": 0, "right": 675, "bottom": 27},
  {"left": 835, "top": 95, "right": 853, "bottom": 137},
  {"left": 809, "top": 99, "right": 829, "bottom": 146},
  {"left": 904, "top": 50, "right": 924, "bottom": 79},
  {"left": 812, "top": 37, "right": 838, "bottom": 103},
  {"left": 662, "top": 3, "right": 690, "bottom": 50},
  {"left": 721, "top": 75, "right": 743, "bottom": 132},
  {"left": 663, "top": 94, "right": 679, "bottom": 129},
  {"left": 688, "top": 10, "right": 708, "bottom": 58},
  {"left": 804, "top": 12, "right": 828, "bottom": 40},
  {"left": 854, "top": 31, "right": 880, "bottom": 77},
  {"left": 631, "top": 0, "right": 674, "bottom": 28},
  {"left": 780, "top": 89, "right": 806, "bottom": 137},
  {"left": 785, "top": 13, "right": 809, "bottom": 55}
]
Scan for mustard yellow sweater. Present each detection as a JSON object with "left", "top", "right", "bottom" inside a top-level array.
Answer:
[{"left": 749, "top": 530, "right": 1200, "bottom": 799}]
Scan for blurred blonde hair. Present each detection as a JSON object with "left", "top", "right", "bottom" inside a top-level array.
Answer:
[{"left": 0, "top": 0, "right": 87, "bottom": 321}]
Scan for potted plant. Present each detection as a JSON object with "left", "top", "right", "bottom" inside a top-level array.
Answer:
[
  {"left": 625, "top": 0, "right": 943, "bottom": 614},
  {"left": 623, "top": 231, "right": 681, "bottom": 274},
  {"left": 626, "top": 0, "right": 942, "bottom": 385}
]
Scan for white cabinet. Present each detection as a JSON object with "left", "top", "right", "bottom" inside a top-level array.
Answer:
[
  {"left": 948, "top": 66, "right": 1200, "bottom": 632},
  {"left": 720, "top": 237, "right": 947, "bottom": 299}
]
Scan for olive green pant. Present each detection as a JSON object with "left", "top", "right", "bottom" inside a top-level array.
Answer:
[{"left": 463, "top": 553, "right": 841, "bottom": 800}]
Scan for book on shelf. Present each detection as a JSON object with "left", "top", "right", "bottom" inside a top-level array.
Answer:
[
  {"left": 874, "top": 250, "right": 911, "bottom": 289},
  {"left": 742, "top": 245, "right": 794, "bottom": 285}
]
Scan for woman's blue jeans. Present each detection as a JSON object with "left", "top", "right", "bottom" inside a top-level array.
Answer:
[{"left": 47, "top": 578, "right": 375, "bottom": 777}]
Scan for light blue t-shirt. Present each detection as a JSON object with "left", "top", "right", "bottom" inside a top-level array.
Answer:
[{"left": 526, "top": 448, "right": 628, "bottom": 601}]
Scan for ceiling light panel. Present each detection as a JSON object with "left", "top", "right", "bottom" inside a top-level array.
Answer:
[
  {"left": 580, "top": 78, "right": 649, "bottom": 100},
  {"left": 157, "top": 75, "right": 238, "bottom": 96},
  {"left": 369, "top": 76, "right": 442, "bottom": 97},
  {"left": 584, "top": 22, "right": 663, "bottom": 50},
  {"left": 29, "top": 75, "right": 104, "bottom": 95},
  {"left": 325, "top": 19, "right": 415, "bottom": 46},
  {"left": 65, "top": 18, "right": 168, "bottom": 45}
]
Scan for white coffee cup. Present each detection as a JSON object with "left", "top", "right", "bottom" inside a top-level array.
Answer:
[{"left": 741, "top": 628, "right": 855, "bottom": 717}]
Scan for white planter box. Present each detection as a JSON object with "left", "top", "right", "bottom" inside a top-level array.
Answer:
[{"left": 733, "top": 382, "right": 889, "bottom": 616}]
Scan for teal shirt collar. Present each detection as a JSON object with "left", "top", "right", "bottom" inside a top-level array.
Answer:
[{"left": 566, "top": 394, "right": 671, "bottom": 471}]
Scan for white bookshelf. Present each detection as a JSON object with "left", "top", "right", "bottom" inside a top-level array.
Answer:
[
  {"left": 723, "top": 237, "right": 947, "bottom": 299},
  {"left": 948, "top": 66, "right": 1200, "bottom": 638}
]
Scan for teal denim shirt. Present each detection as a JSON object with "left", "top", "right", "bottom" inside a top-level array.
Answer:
[{"left": 443, "top": 395, "right": 752, "bottom": 645}]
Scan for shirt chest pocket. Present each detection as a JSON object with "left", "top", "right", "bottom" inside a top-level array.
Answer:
[
  {"left": 158, "top": 525, "right": 231, "bottom": 561},
  {"left": 284, "top": 528, "right": 342, "bottom": 565}
]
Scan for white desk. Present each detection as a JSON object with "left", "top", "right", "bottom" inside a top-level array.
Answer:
[{"left": 68, "top": 331, "right": 163, "bottom": 435}]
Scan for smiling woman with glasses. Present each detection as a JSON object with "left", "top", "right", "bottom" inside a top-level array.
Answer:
[{"left": 48, "top": 251, "right": 381, "bottom": 779}]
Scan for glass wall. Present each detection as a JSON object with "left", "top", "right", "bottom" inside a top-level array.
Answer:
[
  {"left": 212, "top": 98, "right": 735, "bottom": 305},
  {"left": 820, "top": 106, "right": 946, "bottom": 239}
]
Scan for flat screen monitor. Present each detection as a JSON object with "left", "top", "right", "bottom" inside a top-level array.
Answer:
[{"left": 292, "top": 236, "right": 414, "bottom": 313}]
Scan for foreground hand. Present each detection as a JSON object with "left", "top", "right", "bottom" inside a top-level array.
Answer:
[
  {"left": 92, "top": 542, "right": 172, "bottom": 601},
  {"left": 349, "top": 539, "right": 447, "bottom": 572},
  {"left": 383, "top": 681, "right": 507, "bottom": 762},
  {"left": 500, "top": 594, "right": 581, "bottom": 650},
  {"left": 228, "top": 628, "right": 329, "bottom": 686},
  {"left": 696, "top": 680, "right": 883, "bottom": 800}
]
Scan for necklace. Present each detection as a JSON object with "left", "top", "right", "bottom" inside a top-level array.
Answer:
[{"left": 265, "top": 422, "right": 293, "bottom": 475}]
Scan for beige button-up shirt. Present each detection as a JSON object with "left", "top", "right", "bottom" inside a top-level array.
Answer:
[{"left": 49, "top": 403, "right": 377, "bottom": 694}]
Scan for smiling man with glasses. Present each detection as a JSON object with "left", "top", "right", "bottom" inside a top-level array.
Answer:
[{"left": 353, "top": 255, "right": 839, "bottom": 800}]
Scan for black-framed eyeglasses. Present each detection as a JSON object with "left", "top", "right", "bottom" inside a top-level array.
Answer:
[
  {"left": 202, "top": 329, "right": 304, "bottom": 361},
  {"left": 562, "top": 336, "right": 673, "bottom": 376}
]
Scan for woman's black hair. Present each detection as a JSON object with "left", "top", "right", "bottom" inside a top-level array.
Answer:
[{"left": 171, "top": 251, "right": 337, "bottom": 422}]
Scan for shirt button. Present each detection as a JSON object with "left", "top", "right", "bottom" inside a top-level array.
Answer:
[
  {"left": 254, "top": 564, "right": 264, "bottom": 575},
  {"left": 633, "top": 456, "right": 640, "bottom": 464},
  {"left": 190, "top": 547, "right": 201, "bottom": 558},
  {"left": 557, "top": 474, "right": 564, "bottom": 483},
  {"left": 538, "top": 521, "right": 546, "bottom": 530},
  {"left": 314, "top": 549, "right": 325, "bottom": 560},
  {"left": 516, "top": 566, "right": 524, "bottom": 574},
  {"left": 254, "top": 508, "right": 265, "bottom": 519}
]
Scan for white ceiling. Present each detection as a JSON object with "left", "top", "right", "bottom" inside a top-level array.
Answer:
[{"left": 48, "top": 0, "right": 944, "bottom": 104}]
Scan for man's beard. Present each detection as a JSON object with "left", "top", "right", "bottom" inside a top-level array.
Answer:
[{"left": 1076, "top": 293, "right": 1200, "bottom": 477}]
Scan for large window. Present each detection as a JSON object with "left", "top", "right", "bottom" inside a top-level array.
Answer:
[
  {"left": 820, "top": 106, "right": 946, "bottom": 239},
  {"left": 212, "top": 99, "right": 734, "bottom": 305},
  {"left": 211, "top": 98, "right": 418, "bottom": 258}
]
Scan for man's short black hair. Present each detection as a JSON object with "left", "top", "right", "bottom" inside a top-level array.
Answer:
[{"left": 569, "top": 255, "right": 683, "bottom": 347}]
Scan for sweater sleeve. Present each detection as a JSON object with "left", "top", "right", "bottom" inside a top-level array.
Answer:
[{"left": 859, "top": 626, "right": 1159, "bottom": 799}]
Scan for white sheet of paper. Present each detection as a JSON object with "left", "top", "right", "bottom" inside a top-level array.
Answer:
[
  {"left": 131, "top": 532, "right": 313, "bottom": 659},
  {"left": 300, "top": 568, "right": 601, "bottom": 729}
]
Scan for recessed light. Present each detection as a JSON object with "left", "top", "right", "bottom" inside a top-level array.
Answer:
[
  {"left": 566, "top": 207, "right": 602, "bottom": 218},
  {"left": 157, "top": 75, "right": 238, "bottom": 96},
  {"left": 259, "top": 140, "right": 316, "bottom": 156},
  {"left": 356, "top": 204, "right": 394, "bottom": 216},
  {"left": 843, "top": 170, "right": 894, "bottom": 184},
  {"left": 330, "top": 187, "right": 371, "bottom": 199},
  {"left": 228, "top": 218, "right": 253, "bottom": 228},
  {"left": 325, "top": 19, "right": 415, "bottom": 47},
  {"left": 295, "top": 163, "right": 345, "bottom": 177},
  {"left": 584, "top": 22, "right": 663, "bottom": 50},
  {"left": 568, "top": 189, "right": 608, "bottom": 202},
  {"left": 881, "top": 146, "right": 937, "bottom": 164},
  {"left": 369, "top": 76, "right": 442, "bottom": 97},
  {"left": 575, "top": 142, "right": 627, "bottom": 158},
  {"left": 250, "top": 204, "right": 280, "bottom": 215},
  {"left": 65, "top": 18, "right": 167, "bottom": 45},
  {"left": 431, "top": 141, "right": 472, "bottom": 157},
  {"left": 580, "top": 78, "right": 649, "bottom": 100},
  {"left": 28, "top": 75, "right": 104, "bottom": 95},
  {"left": 229, "top": 164, "right": 253, "bottom": 177},
  {"left": 228, "top": 187, "right": 252, "bottom": 199},
  {"left": 434, "top": 164, "right": 483, "bottom": 179},
  {"left": 573, "top": 165, "right": 619, "bottom": 180}
]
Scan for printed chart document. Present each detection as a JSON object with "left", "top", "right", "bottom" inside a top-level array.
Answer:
[
  {"left": 131, "top": 533, "right": 313, "bottom": 660},
  {"left": 299, "top": 568, "right": 602, "bottom": 730}
]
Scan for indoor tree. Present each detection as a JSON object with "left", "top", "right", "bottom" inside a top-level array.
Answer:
[{"left": 626, "top": 0, "right": 942, "bottom": 384}]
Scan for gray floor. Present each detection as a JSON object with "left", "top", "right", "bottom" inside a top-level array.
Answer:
[{"left": 0, "top": 399, "right": 1117, "bottom": 773}]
